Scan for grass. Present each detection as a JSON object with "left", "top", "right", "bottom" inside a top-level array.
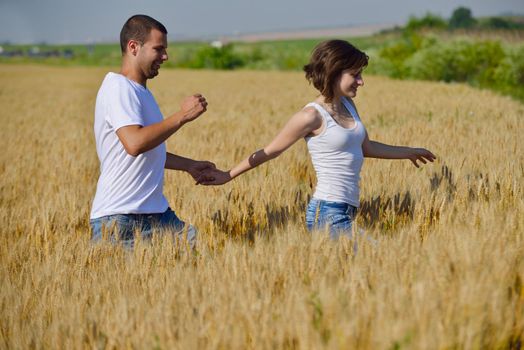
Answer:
[{"left": 0, "top": 65, "right": 523, "bottom": 349}]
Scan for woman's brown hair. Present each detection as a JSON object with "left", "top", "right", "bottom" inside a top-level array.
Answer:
[{"left": 304, "top": 40, "right": 369, "bottom": 103}]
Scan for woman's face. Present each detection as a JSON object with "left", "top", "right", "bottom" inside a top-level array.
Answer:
[{"left": 334, "top": 68, "right": 364, "bottom": 98}]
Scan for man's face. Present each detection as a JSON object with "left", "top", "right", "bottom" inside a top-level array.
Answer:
[{"left": 136, "top": 28, "right": 168, "bottom": 80}]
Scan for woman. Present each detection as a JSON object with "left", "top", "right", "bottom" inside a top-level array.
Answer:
[{"left": 200, "top": 40, "right": 436, "bottom": 239}]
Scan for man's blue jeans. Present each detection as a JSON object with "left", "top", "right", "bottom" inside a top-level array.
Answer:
[{"left": 90, "top": 207, "right": 197, "bottom": 248}]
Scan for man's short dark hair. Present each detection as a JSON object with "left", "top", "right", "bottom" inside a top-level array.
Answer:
[{"left": 120, "top": 15, "right": 167, "bottom": 53}]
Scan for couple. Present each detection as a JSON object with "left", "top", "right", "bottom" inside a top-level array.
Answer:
[{"left": 90, "top": 15, "right": 436, "bottom": 246}]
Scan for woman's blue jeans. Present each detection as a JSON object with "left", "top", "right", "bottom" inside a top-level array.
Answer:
[
  {"left": 305, "top": 198, "right": 357, "bottom": 240},
  {"left": 89, "top": 207, "right": 196, "bottom": 248}
]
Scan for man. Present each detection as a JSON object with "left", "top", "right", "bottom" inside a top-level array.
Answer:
[{"left": 90, "top": 15, "right": 213, "bottom": 247}]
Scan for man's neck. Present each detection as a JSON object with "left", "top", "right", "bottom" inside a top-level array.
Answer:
[{"left": 120, "top": 63, "right": 147, "bottom": 88}]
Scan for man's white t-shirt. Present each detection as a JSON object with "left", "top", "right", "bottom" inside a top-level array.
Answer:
[{"left": 90, "top": 72, "right": 169, "bottom": 219}]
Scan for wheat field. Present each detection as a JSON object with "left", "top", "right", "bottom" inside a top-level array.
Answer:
[{"left": 0, "top": 64, "right": 523, "bottom": 349}]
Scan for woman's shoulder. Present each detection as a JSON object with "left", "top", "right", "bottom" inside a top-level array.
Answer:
[
  {"left": 292, "top": 105, "right": 323, "bottom": 133},
  {"left": 299, "top": 105, "right": 323, "bottom": 123}
]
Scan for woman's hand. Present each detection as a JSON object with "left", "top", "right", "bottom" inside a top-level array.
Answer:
[{"left": 407, "top": 148, "right": 436, "bottom": 168}]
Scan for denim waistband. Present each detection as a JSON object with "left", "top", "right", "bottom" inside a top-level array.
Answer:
[
  {"left": 90, "top": 208, "right": 172, "bottom": 223},
  {"left": 311, "top": 198, "right": 358, "bottom": 215}
]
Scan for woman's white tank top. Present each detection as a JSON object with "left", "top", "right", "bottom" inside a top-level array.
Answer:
[{"left": 304, "top": 97, "right": 366, "bottom": 207}]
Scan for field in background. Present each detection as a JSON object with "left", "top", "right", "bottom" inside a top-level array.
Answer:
[
  {"left": 2, "top": 27, "right": 523, "bottom": 103},
  {"left": 1, "top": 65, "right": 523, "bottom": 349}
]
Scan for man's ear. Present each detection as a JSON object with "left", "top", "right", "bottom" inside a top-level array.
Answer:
[{"left": 127, "top": 40, "right": 141, "bottom": 56}]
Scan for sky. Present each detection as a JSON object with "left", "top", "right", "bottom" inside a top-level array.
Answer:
[{"left": 0, "top": 0, "right": 523, "bottom": 44}]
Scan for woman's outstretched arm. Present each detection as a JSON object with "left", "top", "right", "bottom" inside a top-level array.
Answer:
[
  {"left": 362, "top": 132, "right": 436, "bottom": 168},
  {"left": 199, "top": 107, "right": 322, "bottom": 185}
]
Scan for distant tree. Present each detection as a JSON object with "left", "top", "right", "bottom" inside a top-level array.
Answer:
[
  {"left": 486, "top": 17, "right": 510, "bottom": 29},
  {"left": 481, "top": 17, "right": 524, "bottom": 29},
  {"left": 406, "top": 13, "right": 447, "bottom": 32},
  {"left": 449, "top": 7, "right": 477, "bottom": 29},
  {"left": 189, "top": 44, "right": 244, "bottom": 70}
]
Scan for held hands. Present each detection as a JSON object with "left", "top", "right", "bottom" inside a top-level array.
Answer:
[
  {"left": 180, "top": 94, "right": 208, "bottom": 123},
  {"left": 196, "top": 168, "right": 233, "bottom": 186},
  {"left": 187, "top": 160, "right": 216, "bottom": 183},
  {"left": 407, "top": 148, "right": 437, "bottom": 168}
]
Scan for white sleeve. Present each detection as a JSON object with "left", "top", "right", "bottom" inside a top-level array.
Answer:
[{"left": 107, "top": 79, "right": 144, "bottom": 131}]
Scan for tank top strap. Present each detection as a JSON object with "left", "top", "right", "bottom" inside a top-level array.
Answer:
[
  {"left": 342, "top": 97, "right": 362, "bottom": 122},
  {"left": 304, "top": 102, "right": 335, "bottom": 127}
]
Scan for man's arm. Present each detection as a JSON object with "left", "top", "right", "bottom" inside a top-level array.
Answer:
[
  {"left": 117, "top": 94, "right": 207, "bottom": 156},
  {"left": 165, "top": 152, "right": 216, "bottom": 183}
]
